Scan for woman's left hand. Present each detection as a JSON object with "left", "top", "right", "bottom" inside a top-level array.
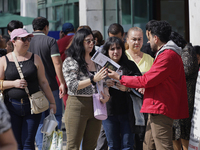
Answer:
[
  {"left": 99, "top": 91, "right": 110, "bottom": 104},
  {"left": 116, "top": 82, "right": 128, "bottom": 92},
  {"left": 49, "top": 104, "right": 57, "bottom": 114}
]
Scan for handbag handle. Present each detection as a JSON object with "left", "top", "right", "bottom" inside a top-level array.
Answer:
[{"left": 12, "top": 52, "right": 31, "bottom": 97}]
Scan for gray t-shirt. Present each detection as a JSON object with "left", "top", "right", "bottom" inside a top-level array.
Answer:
[{"left": 28, "top": 32, "right": 60, "bottom": 91}]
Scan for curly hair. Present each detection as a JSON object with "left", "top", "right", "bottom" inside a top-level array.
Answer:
[
  {"left": 169, "top": 31, "right": 187, "bottom": 49},
  {"left": 145, "top": 20, "right": 157, "bottom": 31},
  {"left": 150, "top": 20, "right": 172, "bottom": 43}
]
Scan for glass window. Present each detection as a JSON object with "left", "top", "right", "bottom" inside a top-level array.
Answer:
[
  {"left": 64, "top": 4, "right": 73, "bottom": 23},
  {"left": 104, "top": 0, "right": 117, "bottom": 39},
  {"left": 48, "top": 7, "right": 54, "bottom": 31},
  {"left": 133, "top": 0, "right": 149, "bottom": 43},
  {"left": 119, "top": 0, "right": 132, "bottom": 34},
  {"left": 120, "top": 0, "right": 131, "bottom": 25},
  {"left": 39, "top": 8, "right": 46, "bottom": 18},
  {"left": 55, "top": 6, "right": 63, "bottom": 31},
  {"left": 160, "top": 0, "right": 185, "bottom": 38},
  {"left": 53, "top": 0, "right": 62, "bottom": 2},
  {"left": 3, "top": 0, "right": 8, "bottom": 12},
  {"left": 0, "top": 0, "right": 3, "bottom": 12},
  {"left": 119, "top": 0, "right": 150, "bottom": 42},
  {"left": 8, "top": 0, "right": 20, "bottom": 13},
  {"left": 134, "top": 0, "right": 148, "bottom": 24},
  {"left": 47, "top": 0, "right": 53, "bottom": 4},
  {"left": 73, "top": 2, "right": 79, "bottom": 30},
  {"left": 64, "top": 3, "right": 79, "bottom": 30}
]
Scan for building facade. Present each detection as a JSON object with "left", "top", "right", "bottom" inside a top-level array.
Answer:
[{"left": 0, "top": 0, "right": 199, "bottom": 45}]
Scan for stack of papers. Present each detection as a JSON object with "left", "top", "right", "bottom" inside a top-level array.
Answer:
[{"left": 91, "top": 51, "right": 120, "bottom": 71}]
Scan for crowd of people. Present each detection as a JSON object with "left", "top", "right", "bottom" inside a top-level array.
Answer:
[{"left": 0, "top": 17, "right": 199, "bottom": 150}]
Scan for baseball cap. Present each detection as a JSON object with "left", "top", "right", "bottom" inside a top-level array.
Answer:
[
  {"left": 62, "top": 23, "right": 74, "bottom": 34},
  {"left": 10, "top": 28, "right": 33, "bottom": 41}
]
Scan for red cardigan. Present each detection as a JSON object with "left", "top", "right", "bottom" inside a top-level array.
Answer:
[{"left": 120, "top": 49, "right": 189, "bottom": 119}]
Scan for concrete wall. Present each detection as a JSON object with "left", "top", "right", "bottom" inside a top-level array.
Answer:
[
  {"left": 20, "top": 0, "right": 37, "bottom": 33},
  {"left": 79, "top": 0, "right": 104, "bottom": 36},
  {"left": 189, "top": 0, "right": 200, "bottom": 45}
]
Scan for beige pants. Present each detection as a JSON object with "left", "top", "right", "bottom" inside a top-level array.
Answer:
[
  {"left": 143, "top": 114, "right": 174, "bottom": 150},
  {"left": 64, "top": 96, "right": 101, "bottom": 150}
]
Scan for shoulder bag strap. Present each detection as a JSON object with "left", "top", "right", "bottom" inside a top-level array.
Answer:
[{"left": 12, "top": 52, "right": 30, "bottom": 96}]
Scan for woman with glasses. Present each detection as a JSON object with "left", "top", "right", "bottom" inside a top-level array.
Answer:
[
  {"left": 62, "top": 28, "right": 109, "bottom": 150},
  {"left": 101, "top": 37, "right": 141, "bottom": 150},
  {"left": 0, "top": 28, "right": 56, "bottom": 150}
]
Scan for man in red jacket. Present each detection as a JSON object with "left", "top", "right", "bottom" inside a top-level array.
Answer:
[{"left": 108, "top": 20, "right": 189, "bottom": 150}]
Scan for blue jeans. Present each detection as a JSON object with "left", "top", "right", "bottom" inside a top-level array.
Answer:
[
  {"left": 35, "top": 89, "right": 63, "bottom": 150},
  {"left": 6, "top": 97, "right": 41, "bottom": 150},
  {"left": 102, "top": 114, "right": 134, "bottom": 150}
]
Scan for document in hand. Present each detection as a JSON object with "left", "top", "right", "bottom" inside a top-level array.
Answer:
[
  {"left": 110, "top": 70, "right": 123, "bottom": 90},
  {"left": 91, "top": 51, "right": 120, "bottom": 71}
]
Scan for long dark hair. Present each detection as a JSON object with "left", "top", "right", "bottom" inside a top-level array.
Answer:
[
  {"left": 102, "top": 37, "right": 141, "bottom": 76},
  {"left": 169, "top": 31, "right": 187, "bottom": 49},
  {"left": 67, "top": 28, "right": 95, "bottom": 75}
]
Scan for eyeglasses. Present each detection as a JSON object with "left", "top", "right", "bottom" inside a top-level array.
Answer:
[
  {"left": 84, "top": 39, "right": 96, "bottom": 45},
  {"left": 17, "top": 37, "right": 32, "bottom": 42}
]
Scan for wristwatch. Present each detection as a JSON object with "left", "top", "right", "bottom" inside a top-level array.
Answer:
[
  {"left": 119, "top": 75, "right": 123, "bottom": 80},
  {"left": 90, "top": 75, "right": 96, "bottom": 85}
]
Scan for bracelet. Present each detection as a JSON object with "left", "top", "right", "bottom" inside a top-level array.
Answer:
[
  {"left": 90, "top": 75, "right": 96, "bottom": 86},
  {"left": 50, "top": 103, "right": 56, "bottom": 105},
  {"left": 0, "top": 80, "right": 3, "bottom": 91}
]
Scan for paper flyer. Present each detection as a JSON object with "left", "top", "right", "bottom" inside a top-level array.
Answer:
[{"left": 91, "top": 51, "right": 120, "bottom": 71}]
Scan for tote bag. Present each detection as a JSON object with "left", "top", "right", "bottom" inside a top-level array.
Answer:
[{"left": 93, "top": 81, "right": 107, "bottom": 120}]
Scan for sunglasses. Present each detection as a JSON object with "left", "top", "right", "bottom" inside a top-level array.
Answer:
[
  {"left": 84, "top": 39, "right": 96, "bottom": 45},
  {"left": 17, "top": 37, "right": 32, "bottom": 42}
]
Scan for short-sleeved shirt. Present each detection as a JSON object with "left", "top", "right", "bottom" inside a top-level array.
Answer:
[
  {"left": 125, "top": 50, "right": 154, "bottom": 74},
  {"left": 28, "top": 32, "right": 60, "bottom": 91}
]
